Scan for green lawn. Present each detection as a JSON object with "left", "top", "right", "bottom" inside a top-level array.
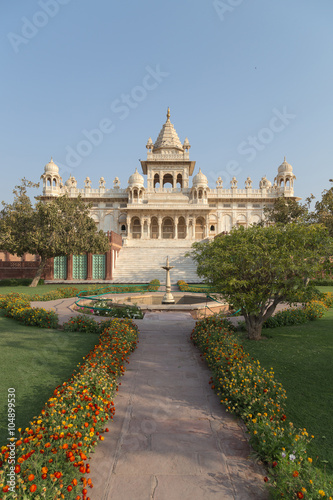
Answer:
[
  {"left": 0, "top": 313, "right": 99, "bottom": 445},
  {"left": 237, "top": 308, "right": 333, "bottom": 473},
  {"left": 0, "top": 284, "right": 99, "bottom": 297}
]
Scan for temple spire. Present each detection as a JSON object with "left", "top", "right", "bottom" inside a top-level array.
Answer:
[{"left": 167, "top": 107, "right": 170, "bottom": 121}]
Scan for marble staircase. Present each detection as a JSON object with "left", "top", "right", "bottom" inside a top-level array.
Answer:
[{"left": 112, "top": 244, "right": 201, "bottom": 283}]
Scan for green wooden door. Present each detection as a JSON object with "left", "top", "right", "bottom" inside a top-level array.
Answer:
[
  {"left": 54, "top": 256, "right": 67, "bottom": 280},
  {"left": 92, "top": 254, "right": 106, "bottom": 280},
  {"left": 73, "top": 255, "right": 87, "bottom": 280}
]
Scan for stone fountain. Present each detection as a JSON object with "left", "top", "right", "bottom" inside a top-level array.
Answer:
[{"left": 161, "top": 256, "right": 175, "bottom": 304}]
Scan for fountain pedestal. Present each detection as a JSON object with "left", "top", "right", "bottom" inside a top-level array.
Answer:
[{"left": 161, "top": 256, "right": 175, "bottom": 304}]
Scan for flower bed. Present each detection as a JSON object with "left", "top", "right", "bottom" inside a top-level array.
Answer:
[
  {"left": 0, "top": 318, "right": 138, "bottom": 499},
  {"left": 191, "top": 316, "right": 333, "bottom": 499},
  {"left": 0, "top": 293, "right": 58, "bottom": 329}
]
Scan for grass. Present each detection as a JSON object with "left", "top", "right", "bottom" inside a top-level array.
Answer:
[
  {"left": 0, "top": 312, "right": 99, "bottom": 445},
  {"left": 0, "top": 284, "right": 101, "bottom": 297},
  {"left": 236, "top": 308, "right": 333, "bottom": 473}
]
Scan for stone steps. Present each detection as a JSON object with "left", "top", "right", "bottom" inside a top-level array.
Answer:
[{"left": 112, "top": 247, "right": 202, "bottom": 283}]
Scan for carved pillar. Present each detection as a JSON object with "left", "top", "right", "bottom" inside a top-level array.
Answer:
[
  {"left": 185, "top": 216, "right": 190, "bottom": 239},
  {"left": 67, "top": 255, "right": 73, "bottom": 280},
  {"left": 205, "top": 215, "right": 209, "bottom": 238},
  {"left": 86, "top": 253, "right": 93, "bottom": 281},
  {"left": 174, "top": 216, "right": 178, "bottom": 239},
  {"left": 126, "top": 216, "right": 131, "bottom": 239},
  {"left": 147, "top": 216, "right": 151, "bottom": 239},
  {"left": 158, "top": 216, "right": 162, "bottom": 239}
]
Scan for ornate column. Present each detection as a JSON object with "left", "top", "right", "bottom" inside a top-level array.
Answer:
[
  {"left": 205, "top": 215, "right": 209, "bottom": 238},
  {"left": 158, "top": 216, "right": 162, "bottom": 239},
  {"left": 147, "top": 216, "right": 151, "bottom": 239},
  {"left": 174, "top": 216, "right": 178, "bottom": 239},
  {"left": 185, "top": 216, "right": 190, "bottom": 239},
  {"left": 126, "top": 216, "right": 131, "bottom": 239}
]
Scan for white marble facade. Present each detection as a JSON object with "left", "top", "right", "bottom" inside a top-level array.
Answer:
[{"left": 41, "top": 109, "right": 297, "bottom": 243}]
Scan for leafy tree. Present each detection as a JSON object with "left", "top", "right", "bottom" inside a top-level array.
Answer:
[
  {"left": 0, "top": 180, "right": 109, "bottom": 286},
  {"left": 263, "top": 195, "right": 313, "bottom": 225},
  {"left": 314, "top": 181, "right": 333, "bottom": 236},
  {"left": 190, "top": 224, "right": 332, "bottom": 340}
]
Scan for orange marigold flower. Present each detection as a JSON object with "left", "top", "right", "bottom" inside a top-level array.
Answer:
[
  {"left": 30, "top": 484, "right": 37, "bottom": 493},
  {"left": 28, "top": 473, "right": 35, "bottom": 481},
  {"left": 293, "top": 470, "right": 299, "bottom": 477}
]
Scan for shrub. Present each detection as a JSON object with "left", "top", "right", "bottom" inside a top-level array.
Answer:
[
  {"left": 0, "top": 293, "right": 59, "bottom": 328},
  {"left": 304, "top": 300, "right": 328, "bottom": 321},
  {"left": 13, "top": 307, "right": 58, "bottom": 329},
  {"left": 0, "top": 319, "right": 138, "bottom": 499},
  {"left": 62, "top": 315, "right": 100, "bottom": 334},
  {"left": 148, "top": 279, "right": 160, "bottom": 291}
]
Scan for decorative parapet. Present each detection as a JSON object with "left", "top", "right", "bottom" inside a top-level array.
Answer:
[{"left": 147, "top": 151, "right": 190, "bottom": 161}]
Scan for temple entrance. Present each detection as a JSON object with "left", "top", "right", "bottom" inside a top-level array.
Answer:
[
  {"left": 195, "top": 217, "right": 205, "bottom": 239},
  {"left": 151, "top": 217, "right": 159, "bottom": 239},
  {"left": 162, "top": 217, "right": 174, "bottom": 239},
  {"left": 178, "top": 216, "right": 186, "bottom": 239},
  {"left": 132, "top": 218, "right": 141, "bottom": 239}
]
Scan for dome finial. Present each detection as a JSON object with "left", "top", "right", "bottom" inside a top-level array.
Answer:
[
  {"left": 167, "top": 107, "right": 170, "bottom": 121},
  {"left": 284, "top": 156, "right": 286, "bottom": 162}
]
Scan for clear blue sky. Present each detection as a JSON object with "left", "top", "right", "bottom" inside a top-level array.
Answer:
[{"left": 1, "top": 0, "right": 332, "bottom": 204}]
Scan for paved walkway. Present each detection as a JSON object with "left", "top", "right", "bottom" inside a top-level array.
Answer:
[
  {"left": 88, "top": 313, "right": 268, "bottom": 500},
  {"left": 30, "top": 297, "right": 270, "bottom": 498}
]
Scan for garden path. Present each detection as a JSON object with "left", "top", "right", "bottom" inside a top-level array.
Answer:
[{"left": 87, "top": 313, "right": 269, "bottom": 500}]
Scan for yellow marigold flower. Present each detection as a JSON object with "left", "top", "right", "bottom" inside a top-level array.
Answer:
[
  {"left": 318, "top": 491, "right": 325, "bottom": 497},
  {"left": 308, "top": 457, "right": 312, "bottom": 463}
]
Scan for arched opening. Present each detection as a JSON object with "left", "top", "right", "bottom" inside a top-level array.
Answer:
[
  {"left": 210, "top": 225, "right": 215, "bottom": 232},
  {"left": 285, "top": 178, "right": 290, "bottom": 188},
  {"left": 133, "top": 189, "right": 138, "bottom": 200},
  {"left": 195, "top": 217, "right": 205, "bottom": 239},
  {"left": 121, "top": 224, "right": 126, "bottom": 232},
  {"left": 162, "top": 217, "right": 174, "bottom": 239},
  {"left": 154, "top": 173, "right": 160, "bottom": 188},
  {"left": 221, "top": 214, "right": 232, "bottom": 233},
  {"left": 132, "top": 218, "right": 141, "bottom": 239},
  {"left": 198, "top": 189, "right": 203, "bottom": 199},
  {"left": 251, "top": 214, "right": 261, "bottom": 225},
  {"left": 163, "top": 173, "right": 173, "bottom": 188},
  {"left": 178, "top": 216, "right": 186, "bottom": 239},
  {"left": 47, "top": 178, "right": 51, "bottom": 187},
  {"left": 279, "top": 178, "right": 284, "bottom": 187},
  {"left": 53, "top": 178, "right": 57, "bottom": 187},
  {"left": 176, "top": 174, "right": 183, "bottom": 188},
  {"left": 237, "top": 214, "right": 247, "bottom": 227},
  {"left": 151, "top": 217, "right": 158, "bottom": 239}
]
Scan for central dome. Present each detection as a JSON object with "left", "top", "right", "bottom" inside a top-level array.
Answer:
[{"left": 153, "top": 108, "right": 184, "bottom": 152}]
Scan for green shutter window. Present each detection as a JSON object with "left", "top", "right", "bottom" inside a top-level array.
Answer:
[
  {"left": 73, "top": 255, "right": 87, "bottom": 280},
  {"left": 54, "top": 256, "right": 67, "bottom": 280},
  {"left": 92, "top": 254, "right": 106, "bottom": 280}
]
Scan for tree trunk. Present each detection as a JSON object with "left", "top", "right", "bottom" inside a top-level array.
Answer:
[
  {"left": 244, "top": 314, "right": 263, "bottom": 341},
  {"left": 29, "top": 256, "right": 46, "bottom": 287}
]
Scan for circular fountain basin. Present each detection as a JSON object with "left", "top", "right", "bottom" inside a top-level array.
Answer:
[{"left": 111, "top": 292, "right": 229, "bottom": 319}]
